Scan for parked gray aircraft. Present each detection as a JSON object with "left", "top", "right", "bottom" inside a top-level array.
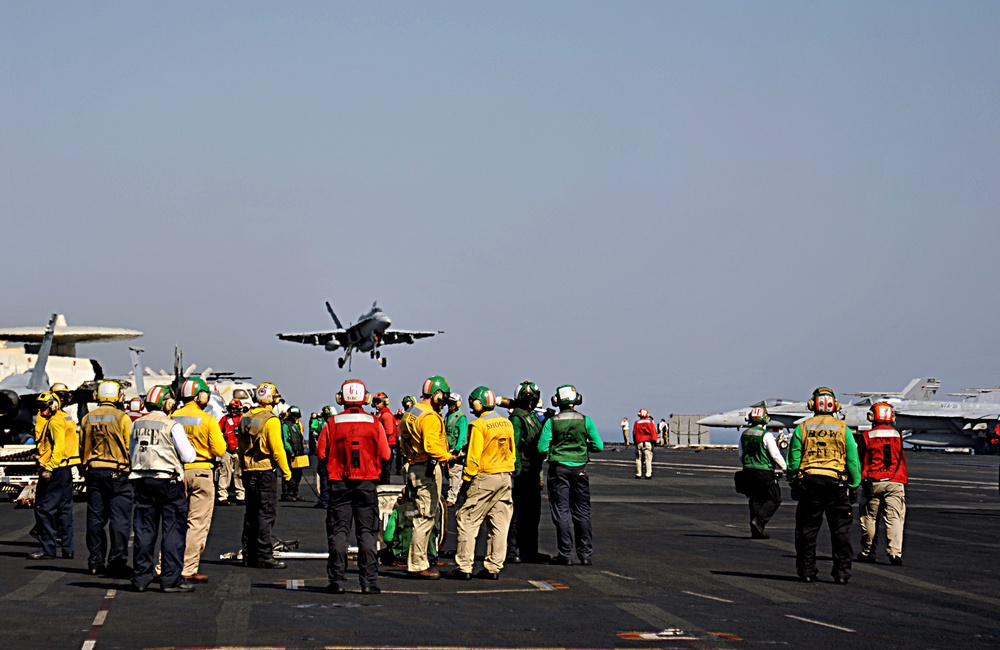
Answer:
[
  {"left": 698, "top": 377, "right": 941, "bottom": 434},
  {"left": 892, "top": 390, "right": 1000, "bottom": 451},
  {"left": 276, "top": 301, "right": 443, "bottom": 370},
  {"left": 0, "top": 314, "right": 58, "bottom": 443}
]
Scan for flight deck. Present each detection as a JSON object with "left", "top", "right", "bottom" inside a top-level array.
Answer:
[{"left": 0, "top": 448, "right": 997, "bottom": 649}]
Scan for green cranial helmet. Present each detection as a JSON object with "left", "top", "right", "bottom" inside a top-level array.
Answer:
[
  {"left": 421, "top": 375, "right": 451, "bottom": 399},
  {"left": 180, "top": 377, "right": 211, "bottom": 402},
  {"left": 288, "top": 405, "right": 301, "bottom": 418},
  {"left": 401, "top": 395, "right": 416, "bottom": 409},
  {"left": 469, "top": 386, "right": 497, "bottom": 412},
  {"left": 551, "top": 384, "right": 583, "bottom": 408},
  {"left": 144, "top": 386, "right": 176, "bottom": 412},
  {"left": 515, "top": 381, "right": 540, "bottom": 408}
]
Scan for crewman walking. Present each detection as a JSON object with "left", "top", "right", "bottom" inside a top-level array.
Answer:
[
  {"left": 538, "top": 385, "right": 603, "bottom": 566},
  {"left": 632, "top": 409, "right": 657, "bottom": 479},
  {"left": 29, "top": 391, "right": 76, "bottom": 560},
  {"left": 80, "top": 380, "right": 134, "bottom": 577},
  {"left": 281, "top": 406, "right": 309, "bottom": 501},
  {"left": 507, "top": 381, "right": 550, "bottom": 564},
  {"left": 445, "top": 386, "right": 515, "bottom": 580},
  {"left": 217, "top": 399, "right": 245, "bottom": 505},
  {"left": 856, "top": 402, "right": 908, "bottom": 566},
  {"left": 786, "top": 387, "right": 861, "bottom": 584},
  {"left": 321, "top": 379, "right": 390, "bottom": 594},
  {"left": 398, "top": 376, "right": 455, "bottom": 579},
  {"left": 172, "top": 377, "right": 226, "bottom": 583},
  {"left": 238, "top": 382, "right": 292, "bottom": 569},
  {"left": 129, "top": 386, "right": 197, "bottom": 593},
  {"left": 620, "top": 417, "right": 629, "bottom": 444},
  {"left": 443, "top": 393, "right": 468, "bottom": 506},
  {"left": 658, "top": 418, "right": 669, "bottom": 446},
  {"left": 739, "top": 406, "right": 786, "bottom": 539}
]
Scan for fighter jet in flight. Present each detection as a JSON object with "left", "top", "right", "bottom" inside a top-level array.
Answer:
[{"left": 276, "top": 301, "right": 443, "bottom": 370}]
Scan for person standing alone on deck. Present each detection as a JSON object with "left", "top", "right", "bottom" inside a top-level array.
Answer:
[{"left": 739, "top": 406, "right": 786, "bottom": 539}]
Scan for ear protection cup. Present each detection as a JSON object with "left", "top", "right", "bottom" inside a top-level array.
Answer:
[
  {"left": 196, "top": 392, "right": 210, "bottom": 407},
  {"left": 336, "top": 393, "right": 344, "bottom": 405},
  {"left": 551, "top": 395, "right": 558, "bottom": 407},
  {"left": 575, "top": 393, "right": 583, "bottom": 406}
]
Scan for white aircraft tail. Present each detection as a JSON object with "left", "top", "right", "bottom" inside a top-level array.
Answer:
[{"left": 900, "top": 377, "right": 940, "bottom": 401}]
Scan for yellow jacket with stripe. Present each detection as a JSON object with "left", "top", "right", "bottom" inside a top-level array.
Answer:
[
  {"left": 82, "top": 405, "right": 132, "bottom": 471},
  {"left": 237, "top": 407, "right": 292, "bottom": 480},
  {"left": 399, "top": 400, "right": 452, "bottom": 465},
  {"left": 171, "top": 401, "right": 227, "bottom": 470},
  {"left": 463, "top": 410, "right": 516, "bottom": 480},
  {"left": 35, "top": 411, "right": 78, "bottom": 471}
]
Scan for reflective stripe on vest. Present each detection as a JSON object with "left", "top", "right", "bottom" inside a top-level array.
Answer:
[
  {"left": 130, "top": 413, "right": 184, "bottom": 478},
  {"left": 799, "top": 415, "right": 847, "bottom": 479}
]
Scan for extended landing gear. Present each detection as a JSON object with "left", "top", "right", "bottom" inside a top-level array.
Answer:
[
  {"left": 379, "top": 357, "right": 387, "bottom": 367},
  {"left": 337, "top": 358, "right": 345, "bottom": 369}
]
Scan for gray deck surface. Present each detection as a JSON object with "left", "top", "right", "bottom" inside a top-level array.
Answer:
[{"left": 0, "top": 448, "right": 997, "bottom": 649}]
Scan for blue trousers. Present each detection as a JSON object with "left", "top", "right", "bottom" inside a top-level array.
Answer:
[
  {"left": 85, "top": 469, "right": 134, "bottom": 569},
  {"left": 326, "top": 480, "right": 379, "bottom": 589},
  {"left": 34, "top": 466, "right": 74, "bottom": 556},
  {"left": 131, "top": 477, "right": 188, "bottom": 590},
  {"left": 546, "top": 462, "right": 593, "bottom": 562}
]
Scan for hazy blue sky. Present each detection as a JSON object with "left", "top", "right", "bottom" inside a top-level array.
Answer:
[{"left": 4, "top": 2, "right": 999, "bottom": 440}]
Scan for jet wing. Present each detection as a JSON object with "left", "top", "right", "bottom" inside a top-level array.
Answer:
[
  {"left": 379, "top": 329, "right": 444, "bottom": 346},
  {"left": 276, "top": 330, "right": 349, "bottom": 347}
]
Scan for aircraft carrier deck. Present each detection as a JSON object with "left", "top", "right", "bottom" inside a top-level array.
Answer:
[{"left": 1, "top": 448, "right": 997, "bottom": 649}]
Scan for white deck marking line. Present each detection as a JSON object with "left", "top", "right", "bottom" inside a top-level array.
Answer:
[
  {"left": 682, "top": 590, "right": 735, "bottom": 603},
  {"left": 785, "top": 614, "right": 855, "bottom": 633},
  {"left": 81, "top": 588, "right": 116, "bottom": 650},
  {"left": 457, "top": 580, "right": 562, "bottom": 595}
]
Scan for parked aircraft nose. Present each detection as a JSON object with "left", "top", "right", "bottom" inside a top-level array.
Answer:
[{"left": 697, "top": 412, "right": 742, "bottom": 427}]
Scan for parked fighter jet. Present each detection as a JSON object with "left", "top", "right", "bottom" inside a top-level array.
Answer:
[
  {"left": 0, "top": 314, "right": 59, "bottom": 443},
  {"left": 698, "top": 377, "right": 942, "bottom": 433},
  {"left": 276, "top": 301, "right": 443, "bottom": 370},
  {"left": 892, "top": 389, "right": 1000, "bottom": 451}
]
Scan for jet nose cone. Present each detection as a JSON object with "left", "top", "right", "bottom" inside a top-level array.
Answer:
[
  {"left": 382, "top": 315, "right": 392, "bottom": 327},
  {"left": 697, "top": 415, "right": 725, "bottom": 427}
]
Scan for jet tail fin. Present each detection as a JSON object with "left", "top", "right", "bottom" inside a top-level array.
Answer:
[
  {"left": 325, "top": 301, "right": 344, "bottom": 329},
  {"left": 900, "top": 377, "right": 940, "bottom": 401},
  {"left": 26, "top": 313, "right": 58, "bottom": 393},
  {"left": 129, "top": 347, "right": 146, "bottom": 398}
]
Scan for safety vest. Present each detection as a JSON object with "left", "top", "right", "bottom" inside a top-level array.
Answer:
[
  {"left": 284, "top": 421, "right": 306, "bottom": 457},
  {"left": 547, "top": 410, "right": 590, "bottom": 465},
  {"left": 797, "top": 414, "right": 848, "bottom": 479},
  {"left": 511, "top": 408, "right": 544, "bottom": 475},
  {"left": 633, "top": 417, "right": 658, "bottom": 443},
  {"left": 129, "top": 412, "right": 185, "bottom": 479},
  {"left": 377, "top": 407, "right": 398, "bottom": 445},
  {"left": 445, "top": 411, "right": 466, "bottom": 452},
  {"left": 82, "top": 405, "right": 131, "bottom": 471},
  {"left": 61, "top": 412, "right": 80, "bottom": 467},
  {"left": 238, "top": 408, "right": 278, "bottom": 470},
  {"left": 740, "top": 426, "right": 776, "bottom": 471},
  {"left": 331, "top": 410, "right": 382, "bottom": 481},
  {"left": 861, "top": 425, "right": 908, "bottom": 484}
]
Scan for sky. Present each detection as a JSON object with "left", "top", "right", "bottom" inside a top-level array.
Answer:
[{"left": 3, "top": 2, "right": 999, "bottom": 442}]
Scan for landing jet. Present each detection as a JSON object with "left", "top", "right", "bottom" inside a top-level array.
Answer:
[{"left": 276, "top": 301, "right": 443, "bottom": 370}]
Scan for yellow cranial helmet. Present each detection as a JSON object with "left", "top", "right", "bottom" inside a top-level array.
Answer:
[
  {"left": 95, "top": 380, "right": 124, "bottom": 405},
  {"left": 255, "top": 382, "right": 279, "bottom": 406}
]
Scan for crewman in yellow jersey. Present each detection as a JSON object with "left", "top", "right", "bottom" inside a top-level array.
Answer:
[
  {"left": 81, "top": 380, "right": 133, "bottom": 577},
  {"left": 172, "top": 377, "right": 226, "bottom": 583},
  {"left": 48, "top": 383, "right": 81, "bottom": 555},
  {"left": 399, "top": 375, "right": 455, "bottom": 579},
  {"left": 29, "top": 391, "right": 76, "bottom": 560},
  {"left": 445, "top": 386, "right": 515, "bottom": 580},
  {"left": 237, "top": 382, "right": 292, "bottom": 569}
]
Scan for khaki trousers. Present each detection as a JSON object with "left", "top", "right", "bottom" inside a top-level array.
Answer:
[
  {"left": 217, "top": 452, "right": 244, "bottom": 501},
  {"left": 455, "top": 472, "right": 513, "bottom": 573},
  {"left": 406, "top": 462, "right": 442, "bottom": 572},
  {"left": 634, "top": 442, "right": 653, "bottom": 478},
  {"left": 183, "top": 469, "right": 215, "bottom": 575},
  {"left": 446, "top": 459, "right": 465, "bottom": 505},
  {"left": 859, "top": 481, "right": 906, "bottom": 558}
]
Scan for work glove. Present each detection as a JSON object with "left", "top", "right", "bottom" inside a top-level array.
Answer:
[
  {"left": 458, "top": 480, "right": 471, "bottom": 500},
  {"left": 849, "top": 487, "right": 858, "bottom": 504},
  {"left": 39, "top": 470, "right": 53, "bottom": 481}
]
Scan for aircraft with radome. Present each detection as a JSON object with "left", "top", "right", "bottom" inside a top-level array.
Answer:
[{"left": 276, "top": 301, "right": 443, "bottom": 370}]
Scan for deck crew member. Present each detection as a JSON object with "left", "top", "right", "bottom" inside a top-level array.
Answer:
[
  {"left": 322, "top": 379, "right": 390, "bottom": 594},
  {"left": 172, "top": 377, "right": 226, "bottom": 583},
  {"left": 787, "top": 387, "right": 861, "bottom": 584},
  {"left": 507, "top": 381, "right": 549, "bottom": 564},
  {"left": 445, "top": 386, "right": 515, "bottom": 580},
  {"left": 281, "top": 406, "right": 309, "bottom": 501},
  {"left": 372, "top": 392, "right": 397, "bottom": 484},
  {"left": 658, "top": 418, "right": 669, "bottom": 446},
  {"left": 444, "top": 393, "right": 468, "bottom": 506},
  {"left": 80, "top": 379, "right": 134, "bottom": 577},
  {"left": 29, "top": 391, "right": 75, "bottom": 560},
  {"left": 632, "top": 409, "right": 658, "bottom": 479},
  {"left": 538, "top": 385, "right": 603, "bottom": 566},
  {"left": 313, "top": 405, "right": 334, "bottom": 509},
  {"left": 739, "top": 406, "right": 786, "bottom": 539},
  {"left": 856, "top": 402, "right": 908, "bottom": 566},
  {"left": 129, "top": 386, "right": 197, "bottom": 593},
  {"left": 237, "top": 381, "right": 292, "bottom": 569},
  {"left": 217, "top": 399, "right": 245, "bottom": 505},
  {"left": 398, "top": 376, "right": 455, "bottom": 579}
]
